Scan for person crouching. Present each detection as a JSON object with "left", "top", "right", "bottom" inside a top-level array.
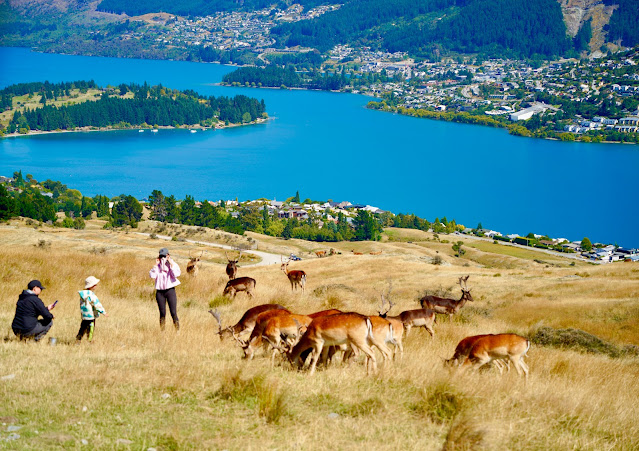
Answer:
[{"left": 77, "top": 276, "right": 108, "bottom": 342}]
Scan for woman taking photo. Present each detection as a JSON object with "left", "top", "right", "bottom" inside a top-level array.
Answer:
[{"left": 149, "top": 248, "right": 181, "bottom": 331}]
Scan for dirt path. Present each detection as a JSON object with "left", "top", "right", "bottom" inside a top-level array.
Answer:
[{"left": 134, "top": 232, "right": 282, "bottom": 267}]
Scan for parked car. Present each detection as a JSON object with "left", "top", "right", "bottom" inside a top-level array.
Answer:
[{"left": 289, "top": 254, "right": 302, "bottom": 261}]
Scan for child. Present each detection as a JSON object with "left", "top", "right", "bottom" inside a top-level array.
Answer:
[{"left": 77, "top": 276, "right": 108, "bottom": 342}]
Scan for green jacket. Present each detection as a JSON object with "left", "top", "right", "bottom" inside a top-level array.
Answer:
[{"left": 78, "top": 290, "right": 106, "bottom": 320}]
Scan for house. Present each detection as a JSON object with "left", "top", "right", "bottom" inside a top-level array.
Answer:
[{"left": 619, "top": 117, "right": 639, "bottom": 126}]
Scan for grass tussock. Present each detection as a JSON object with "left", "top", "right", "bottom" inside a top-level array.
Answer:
[
  {"left": 531, "top": 326, "right": 639, "bottom": 358},
  {"left": 411, "top": 381, "right": 467, "bottom": 424}
]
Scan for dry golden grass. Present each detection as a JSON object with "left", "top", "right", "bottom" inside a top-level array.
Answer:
[{"left": 1, "top": 220, "right": 638, "bottom": 449}]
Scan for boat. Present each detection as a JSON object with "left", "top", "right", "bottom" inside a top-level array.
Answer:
[
  {"left": 139, "top": 130, "right": 144, "bottom": 133},
  {"left": 190, "top": 129, "right": 197, "bottom": 133},
  {"left": 151, "top": 129, "right": 158, "bottom": 133}
]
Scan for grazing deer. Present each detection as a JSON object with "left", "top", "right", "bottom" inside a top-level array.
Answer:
[
  {"left": 285, "top": 312, "right": 379, "bottom": 375},
  {"left": 260, "top": 314, "right": 314, "bottom": 364},
  {"left": 369, "top": 250, "right": 382, "bottom": 255},
  {"left": 281, "top": 257, "right": 306, "bottom": 293},
  {"left": 420, "top": 275, "right": 474, "bottom": 320},
  {"left": 225, "top": 250, "right": 242, "bottom": 279},
  {"left": 351, "top": 250, "right": 363, "bottom": 255},
  {"left": 223, "top": 276, "right": 256, "bottom": 299},
  {"left": 242, "top": 309, "right": 293, "bottom": 359},
  {"left": 307, "top": 309, "right": 343, "bottom": 318},
  {"left": 461, "top": 333, "right": 530, "bottom": 379},
  {"left": 445, "top": 334, "right": 507, "bottom": 372},
  {"left": 209, "top": 304, "right": 287, "bottom": 343},
  {"left": 315, "top": 250, "right": 327, "bottom": 258},
  {"left": 186, "top": 250, "right": 204, "bottom": 276}
]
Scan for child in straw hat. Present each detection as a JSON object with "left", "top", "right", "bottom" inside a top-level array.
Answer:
[{"left": 77, "top": 276, "right": 108, "bottom": 342}]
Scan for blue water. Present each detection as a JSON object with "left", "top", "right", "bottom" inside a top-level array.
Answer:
[{"left": 1, "top": 47, "right": 638, "bottom": 247}]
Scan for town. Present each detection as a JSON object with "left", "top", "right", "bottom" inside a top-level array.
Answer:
[{"left": 1, "top": 173, "right": 636, "bottom": 264}]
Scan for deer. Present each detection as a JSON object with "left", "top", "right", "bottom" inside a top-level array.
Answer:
[
  {"left": 209, "top": 304, "right": 287, "bottom": 343},
  {"left": 378, "top": 289, "right": 436, "bottom": 339},
  {"left": 242, "top": 308, "right": 293, "bottom": 359},
  {"left": 376, "top": 294, "right": 405, "bottom": 359},
  {"left": 277, "top": 312, "right": 379, "bottom": 376},
  {"left": 445, "top": 334, "right": 508, "bottom": 373},
  {"left": 186, "top": 250, "right": 204, "bottom": 276},
  {"left": 420, "top": 275, "right": 474, "bottom": 321},
  {"left": 369, "top": 250, "right": 382, "bottom": 255},
  {"left": 461, "top": 333, "right": 530, "bottom": 379},
  {"left": 225, "top": 249, "right": 242, "bottom": 279},
  {"left": 259, "top": 314, "right": 314, "bottom": 364},
  {"left": 315, "top": 250, "right": 327, "bottom": 258},
  {"left": 222, "top": 276, "right": 256, "bottom": 299},
  {"left": 281, "top": 256, "right": 306, "bottom": 293}
]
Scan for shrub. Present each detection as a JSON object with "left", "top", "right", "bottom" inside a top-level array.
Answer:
[
  {"left": 411, "top": 382, "right": 466, "bottom": 424},
  {"left": 530, "top": 326, "right": 623, "bottom": 358}
]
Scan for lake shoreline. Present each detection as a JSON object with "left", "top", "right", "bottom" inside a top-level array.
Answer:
[{"left": 1, "top": 118, "right": 268, "bottom": 139}]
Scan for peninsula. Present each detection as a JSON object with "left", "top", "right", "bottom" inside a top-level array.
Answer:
[{"left": 0, "top": 81, "right": 267, "bottom": 137}]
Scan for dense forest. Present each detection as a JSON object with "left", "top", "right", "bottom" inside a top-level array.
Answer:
[
  {"left": 3, "top": 81, "right": 267, "bottom": 134},
  {"left": 271, "top": 0, "right": 457, "bottom": 53},
  {"left": 383, "top": 0, "right": 573, "bottom": 58},
  {"left": 0, "top": 171, "right": 464, "bottom": 242},
  {"left": 222, "top": 66, "right": 350, "bottom": 91},
  {"left": 606, "top": 0, "right": 639, "bottom": 47}
]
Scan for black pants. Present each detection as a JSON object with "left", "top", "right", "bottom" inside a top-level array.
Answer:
[
  {"left": 156, "top": 287, "right": 179, "bottom": 324},
  {"left": 76, "top": 319, "right": 95, "bottom": 341},
  {"left": 15, "top": 319, "right": 52, "bottom": 342}
]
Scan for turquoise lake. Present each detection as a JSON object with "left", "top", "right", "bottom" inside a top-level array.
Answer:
[{"left": 0, "top": 47, "right": 637, "bottom": 247}]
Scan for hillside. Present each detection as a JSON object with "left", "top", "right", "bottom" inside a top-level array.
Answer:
[
  {"left": 1, "top": 218, "right": 638, "bottom": 448},
  {"left": 2, "top": 0, "right": 637, "bottom": 60}
]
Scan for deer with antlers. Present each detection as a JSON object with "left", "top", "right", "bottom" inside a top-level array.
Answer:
[
  {"left": 209, "top": 304, "right": 287, "bottom": 343},
  {"left": 281, "top": 256, "right": 306, "bottom": 293},
  {"left": 419, "top": 275, "right": 474, "bottom": 320},
  {"left": 223, "top": 276, "right": 256, "bottom": 298},
  {"left": 460, "top": 333, "right": 530, "bottom": 379},
  {"left": 186, "top": 250, "right": 204, "bottom": 276},
  {"left": 225, "top": 249, "right": 242, "bottom": 279}
]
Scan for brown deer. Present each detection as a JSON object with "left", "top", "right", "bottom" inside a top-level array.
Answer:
[
  {"left": 282, "top": 312, "right": 379, "bottom": 375},
  {"left": 445, "top": 334, "right": 507, "bottom": 372},
  {"left": 223, "top": 276, "right": 256, "bottom": 298},
  {"left": 461, "top": 334, "right": 530, "bottom": 378},
  {"left": 186, "top": 250, "right": 203, "bottom": 276},
  {"left": 259, "top": 314, "right": 314, "bottom": 364},
  {"left": 225, "top": 249, "right": 242, "bottom": 279},
  {"left": 315, "top": 250, "right": 327, "bottom": 258},
  {"left": 420, "top": 275, "right": 474, "bottom": 320},
  {"left": 369, "top": 250, "right": 382, "bottom": 255},
  {"left": 377, "top": 294, "right": 405, "bottom": 359},
  {"left": 209, "top": 304, "right": 287, "bottom": 343},
  {"left": 242, "top": 309, "right": 293, "bottom": 359},
  {"left": 281, "top": 257, "right": 306, "bottom": 293}
]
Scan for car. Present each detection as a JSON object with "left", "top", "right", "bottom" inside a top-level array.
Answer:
[{"left": 289, "top": 254, "right": 302, "bottom": 261}]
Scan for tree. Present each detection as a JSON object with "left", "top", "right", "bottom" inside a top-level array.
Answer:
[
  {"left": 452, "top": 241, "right": 466, "bottom": 257},
  {"left": 148, "top": 189, "right": 168, "bottom": 221},
  {"left": 353, "top": 210, "right": 382, "bottom": 241},
  {"left": 0, "top": 184, "right": 17, "bottom": 220},
  {"left": 294, "top": 190, "right": 300, "bottom": 203},
  {"left": 179, "top": 195, "right": 197, "bottom": 225},
  {"left": 111, "top": 195, "right": 143, "bottom": 227},
  {"left": 581, "top": 237, "right": 593, "bottom": 252}
]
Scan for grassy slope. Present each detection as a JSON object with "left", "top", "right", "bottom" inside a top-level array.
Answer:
[{"left": 1, "top": 219, "right": 638, "bottom": 449}]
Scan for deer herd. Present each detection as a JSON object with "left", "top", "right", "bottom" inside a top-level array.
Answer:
[{"left": 205, "top": 251, "right": 531, "bottom": 379}]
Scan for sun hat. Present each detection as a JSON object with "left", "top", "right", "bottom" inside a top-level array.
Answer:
[
  {"left": 159, "top": 248, "right": 169, "bottom": 257},
  {"left": 84, "top": 276, "right": 100, "bottom": 289},
  {"left": 28, "top": 279, "right": 45, "bottom": 290}
]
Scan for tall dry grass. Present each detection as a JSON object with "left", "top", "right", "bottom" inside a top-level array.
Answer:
[{"left": 0, "top": 222, "right": 638, "bottom": 449}]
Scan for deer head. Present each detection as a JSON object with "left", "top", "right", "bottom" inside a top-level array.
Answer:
[
  {"left": 378, "top": 279, "right": 395, "bottom": 318},
  {"left": 458, "top": 275, "right": 473, "bottom": 301}
]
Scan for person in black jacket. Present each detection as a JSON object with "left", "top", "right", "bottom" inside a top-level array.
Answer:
[{"left": 11, "top": 280, "right": 56, "bottom": 341}]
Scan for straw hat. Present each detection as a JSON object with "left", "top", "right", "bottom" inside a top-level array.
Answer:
[{"left": 84, "top": 276, "right": 100, "bottom": 289}]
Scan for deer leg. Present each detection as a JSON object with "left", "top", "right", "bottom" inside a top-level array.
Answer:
[
  {"left": 357, "top": 344, "right": 377, "bottom": 375},
  {"left": 404, "top": 324, "right": 412, "bottom": 337},
  {"left": 394, "top": 341, "right": 404, "bottom": 361},
  {"left": 425, "top": 325, "right": 435, "bottom": 338},
  {"left": 309, "top": 342, "right": 324, "bottom": 376}
]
